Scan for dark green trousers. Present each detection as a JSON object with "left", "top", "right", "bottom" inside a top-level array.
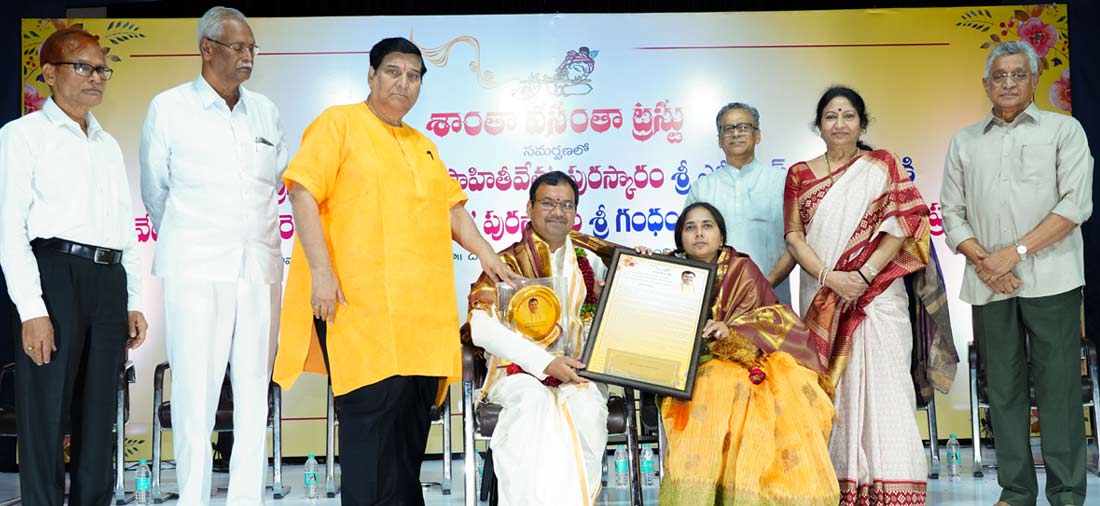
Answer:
[{"left": 973, "top": 288, "right": 1087, "bottom": 506}]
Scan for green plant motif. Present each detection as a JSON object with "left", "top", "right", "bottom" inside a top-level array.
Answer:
[
  {"left": 955, "top": 8, "right": 996, "bottom": 32},
  {"left": 124, "top": 437, "right": 146, "bottom": 458},
  {"left": 104, "top": 20, "right": 146, "bottom": 45}
]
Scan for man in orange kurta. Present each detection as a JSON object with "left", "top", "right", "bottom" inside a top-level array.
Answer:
[{"left": 272, "top": 37, "right": 515, "bottom": 506}]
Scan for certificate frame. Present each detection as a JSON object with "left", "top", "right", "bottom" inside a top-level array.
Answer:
[{"left": 577, "top": 247, "right": 716, "bottom": 399}]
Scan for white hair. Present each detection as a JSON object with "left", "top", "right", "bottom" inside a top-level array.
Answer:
[
  {"left": 984, "top": 41, "right": 1040, "bottom": 78},
  {"left": 715, "top": 102, "right": 761, "bottom": 134},
  {"left": 197, "top": 6, "right": 249, "bottom": 47}
]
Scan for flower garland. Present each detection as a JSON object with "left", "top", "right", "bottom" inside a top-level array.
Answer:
[{"left": 575, "top": 247, "right": 598, "bottom": 318}]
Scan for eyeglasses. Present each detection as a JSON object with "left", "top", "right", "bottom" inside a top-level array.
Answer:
[
  {"left": 990, "top": 71, "right": 1031, "bottom": 85},
  {"left": 535, "top": 198, "right": 576, "bottom": 212},
  {"left": 205, "top": 37, "right": 260, "bottom": 55},
  {"left": 50, "top": 61, "right": 113, "bottom": 80},
  {"left": 719, "top": 122, "right": 757, "bottom": 135}
]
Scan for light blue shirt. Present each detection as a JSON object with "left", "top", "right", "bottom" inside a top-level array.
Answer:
[{"left": 684, "top": 157, "right": 791, "bottom": 304}]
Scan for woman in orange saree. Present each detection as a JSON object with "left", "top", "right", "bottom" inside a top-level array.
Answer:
[
  {"left": 659, "top": 202, "right": 839, "bottom": 505},
  {"left": 784, "top": 86, "right": 932, "bottom": 506}
]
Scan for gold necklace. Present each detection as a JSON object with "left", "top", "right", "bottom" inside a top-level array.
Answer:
[
  {"left": 365, "top": 99, "right": 402, "bottom": 127},
  {"left": 823, "top": 147, "right": 860, "bottom": 183}
]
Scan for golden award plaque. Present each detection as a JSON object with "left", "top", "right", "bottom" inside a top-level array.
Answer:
[{"left": 505, "top": 284, "right": 562, "bottom": 348}]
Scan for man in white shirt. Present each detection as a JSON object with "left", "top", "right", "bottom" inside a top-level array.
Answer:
[
  {"left": 464, "top": 171, "right": 618, "bottom": 505},
  {"left": 139, "top": 7, "right": 287, "bottom": 505},
  {"left": 0, "top": 27, "right": 148, "bottom": 506},
  {"left": 685, "top": 102, "right": 794, "bottom": 304}
]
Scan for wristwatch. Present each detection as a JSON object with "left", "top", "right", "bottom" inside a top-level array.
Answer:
[{"left": 1015, "top": 242, "right": 1028, "bottom": 261}]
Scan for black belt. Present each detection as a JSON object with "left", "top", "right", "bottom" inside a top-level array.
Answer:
[{"left": 31, "top": 238, "right": 122, "bottom": 265}]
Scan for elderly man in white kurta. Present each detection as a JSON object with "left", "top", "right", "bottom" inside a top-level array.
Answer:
[{"left": 139, "top": 7, "right": 286, "bottom": 505}]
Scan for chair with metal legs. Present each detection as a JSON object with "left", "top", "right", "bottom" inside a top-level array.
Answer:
[
  {"left": 150, "top": 362, "right": 288, "bottom": 502},
  {"left": 420, "top": 390, "right": 454, "bottom": 495},
  {"left": 114, "top": 360, "right": 138, "bottom": 504},
  {"left": 0, "top": 360, "right": 137, "bottom": 505},
  {"left": 325, "top": 385, "right": 338, "bottom": 498},
  {"left": 916, "top": 394, "right": 941, "bottom": 479},
  {"left": 323, "top": 383, "right": 454, "bottom": 497},
  {"left": 0, "top": 364, "right": 19, "bottom": 506}
]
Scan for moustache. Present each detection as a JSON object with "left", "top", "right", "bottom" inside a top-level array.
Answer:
[{"left": 237, "top": 63, "right": 253, "bottom": 71}]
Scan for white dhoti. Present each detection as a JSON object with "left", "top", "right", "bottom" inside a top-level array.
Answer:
[
  {"left": 163, "top": 277, "right": 279, "bottom": 506},
  {"left": 487, "top": 374, "right": 608, "bottom": 506}
]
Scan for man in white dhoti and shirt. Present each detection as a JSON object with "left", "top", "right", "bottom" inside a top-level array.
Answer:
[
  {"left": 139, "top": 6, "right": 287, "bottom": 505},
  {"left": 464, "top": 171, "right": 620, "bottom": 505}
]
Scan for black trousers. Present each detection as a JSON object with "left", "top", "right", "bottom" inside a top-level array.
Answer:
[
  {"left": 315, "top": 320, "right": 437, "bottom": 506},
  {"left": 13, "top": 249, "right": 127, "bottom": 506}
]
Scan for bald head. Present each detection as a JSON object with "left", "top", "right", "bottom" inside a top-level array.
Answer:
[{"left": 40, "top": 28, "right": 101, "bottom": 67}]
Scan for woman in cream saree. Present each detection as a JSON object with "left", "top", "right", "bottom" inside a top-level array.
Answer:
[{"left": 784, "top": 86, "right": 932, "bottom": 506}]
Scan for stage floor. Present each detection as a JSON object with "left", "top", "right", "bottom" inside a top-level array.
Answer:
[{"left": 0, "top": 446, "right": 1097, "bottom": 505}]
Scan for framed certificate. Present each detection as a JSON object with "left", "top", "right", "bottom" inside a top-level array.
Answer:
[{"left": 578, "top": 248, "right": 716, "bottom": 399}]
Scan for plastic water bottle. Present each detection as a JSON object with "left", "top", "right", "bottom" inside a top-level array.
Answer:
[
  {"left": 304, "top": 453, "right": 320, "bottom": 498},
  {"left": 476, "top": 452, "right": 485, "bottom": 490},
  {"left": 640, "top": 444, "right": 656, "bottom": 487},
  {"left": 946, "top": 433, "right": 961, "bottom": 481},
  {"left": 134, "top": 459, "right": 151, "bottom": 505},
  {"left": 614, "top": 445, "right": 629, "bottom": 488}
]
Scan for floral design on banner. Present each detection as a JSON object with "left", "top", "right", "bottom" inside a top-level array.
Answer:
[
  {"left": 413, "top": 33, "right": 503, "bottom": 90},
  {"left": 1016, "top": 17, "right": 1058, "bottom": 57},
  {"left": 411, "top": 32, "right": 600, "bottom": 100},
  {"left": 23, "top": 83, "right": 45, "bottom": 113},
  {"left": 1049, "top": 68, "right": 1071, "bottom": 113},
  {"left": 955, "top": 5, "right": 1070, "bottom": 114},
  {"left": 955, "top": 6, "right": 1068, "bottom": 70},
  {"left": 21, "top": 19, "right": 146, "bottom": 115},
  {"left": 514, "top": 46, "right": 600, "bottom": 99}
]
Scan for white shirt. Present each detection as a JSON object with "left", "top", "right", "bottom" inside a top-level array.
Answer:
[
  {"left": 0, "top": 98, "right": 142, "bottom": 321},
  {"left": 140, "top": 76, "right": 288, "bottom": 283},
  {"left": 684, "top": 157, "right": 791, "bottom": 304}
]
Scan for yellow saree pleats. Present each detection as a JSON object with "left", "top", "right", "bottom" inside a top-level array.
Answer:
[{"left": 660, "top": 354, "right": 839, "bottom": 505}]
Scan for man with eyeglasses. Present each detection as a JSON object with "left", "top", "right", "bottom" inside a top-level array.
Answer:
[
  {"left": 685, "top": 102, "right": 794, "bottom": 304},
  {"left": 941, "top": 40, "right": 1093, "bottom": 506},
  {"left": 0, "top": 27, "right": 148, "bottom": 505},
  {"left": 139, "top": 6, "right": 286, "bottom": 505},
  {"left": 272, "top": 37, "right": 517, "bottom": 505},
  {"left": 463, "top": 170, "right": 620, "bottom": 505}
]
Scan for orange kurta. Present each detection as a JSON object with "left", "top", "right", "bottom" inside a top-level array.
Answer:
[{"left": 273, "top": 103, "right": 466, "bottom": 396}]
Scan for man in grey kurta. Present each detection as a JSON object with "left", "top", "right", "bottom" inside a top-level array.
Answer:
[{"left": 940, "top": 41, "right": 1092, "bottom": 506}]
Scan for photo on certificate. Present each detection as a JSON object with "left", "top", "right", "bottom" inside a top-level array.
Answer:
[{"left": 578, "top": 248, "right": 716, "bottom": 399}]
